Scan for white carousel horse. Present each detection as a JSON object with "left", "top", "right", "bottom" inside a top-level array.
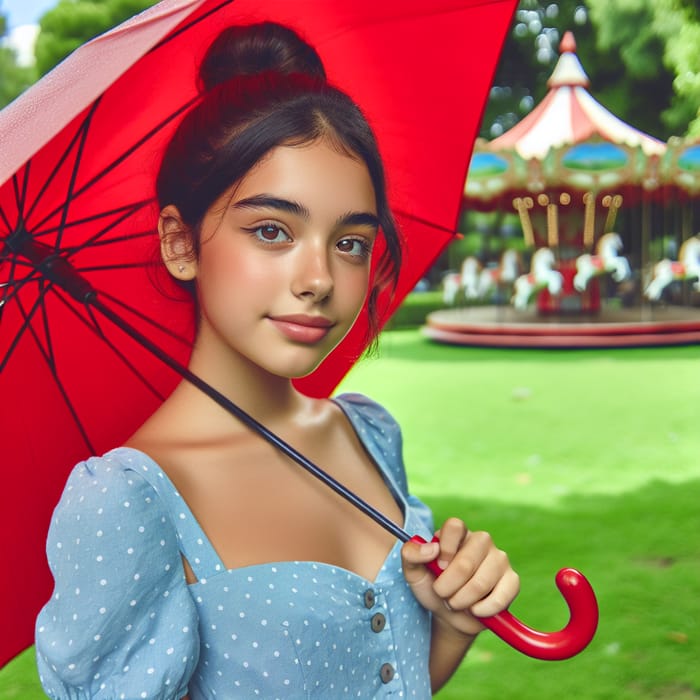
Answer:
[
  {"left": 459, "top": 256, "right": 482, "bottom": 300},
  {"left": 442, "top": 272, "right": 461, "bottom": 304},
  {"left": 573, "top": 232, "right": 631, "bottom": 292},
  {"left": 512, "top": 248, "right": 563, "bottom": 310},
  {"left": 443, "top": 256, "right": 483, "bottom": 304},
  {"left": 645, "top": 236, "right": 700, "bottom": 301},
  {"left": 477, "top": 248, "right": 521, "bottom": 298}
]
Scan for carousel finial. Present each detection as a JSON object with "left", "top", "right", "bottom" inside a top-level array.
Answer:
[
  {"left": 560, "top": 31, "right": 576, "bottom": 54},
  {"left": 548, "top": 30, "right": 589, "bottom": 88}
]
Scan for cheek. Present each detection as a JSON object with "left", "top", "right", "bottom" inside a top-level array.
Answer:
[
  {"left": 203, "top": 247, "right": 273, "bottom": 292},
  {"left": 338, "top": 266, "right": 372, "bottom": 314}
]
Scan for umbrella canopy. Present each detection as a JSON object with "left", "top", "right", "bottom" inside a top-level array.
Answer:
[{"left": 0, "top": 0, "right": 518, "bottom": 664}]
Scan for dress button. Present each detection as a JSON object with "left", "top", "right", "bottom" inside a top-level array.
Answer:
[
  {"left": 380, "top": 662, "right": 395, "bottom": 683},
  {"left": 371, "top": 612, "right": 386, "bottom": 633},
  {"left": 363, "top": 589, "right": 375, "bottom": 608}
]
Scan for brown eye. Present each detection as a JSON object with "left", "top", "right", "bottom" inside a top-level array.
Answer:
[
  {"left": 249, "top": 224, "right": 290, "bottom": 244},
  {"left": 337, "top": 237, "right": 371, "bottom": 258}
]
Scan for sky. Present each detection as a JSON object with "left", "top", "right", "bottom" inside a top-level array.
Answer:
[
  {"left": 2, "top": 0, "right": 55, "bottom": 28},
  {"left": 2, "top": 0, "right": 56, "bottom": 65}
]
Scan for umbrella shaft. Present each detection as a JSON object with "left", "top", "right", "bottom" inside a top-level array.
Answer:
[
  {"left": 91, "top": 295, "right": 410, "bottom": 543},
  {"left": 7, "top": 230, "right": 95, "bottom": 303}
]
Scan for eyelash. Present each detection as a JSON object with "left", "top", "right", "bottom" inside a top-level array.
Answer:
[
  {"left": 244, "top": 223, "right": 373, "bottom": 260},
  {"left": 337, "top": 237, "right": 373, "bottom": 260},
  {"left": 244, "top": 222, "right": 291, "bottom": 244}
]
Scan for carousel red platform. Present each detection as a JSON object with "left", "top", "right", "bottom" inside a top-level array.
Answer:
[{"left": 422, "top": 304, "right": 700, "bottom": 348}]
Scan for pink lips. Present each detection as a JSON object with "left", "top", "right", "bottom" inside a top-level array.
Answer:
[{"left": 268, "top": 314, "right": 335, "bottom": 344}]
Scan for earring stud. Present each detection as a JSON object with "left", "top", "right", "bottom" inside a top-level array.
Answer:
[{"left": 177, "top": 264, "right": 185, "bottom": 272}]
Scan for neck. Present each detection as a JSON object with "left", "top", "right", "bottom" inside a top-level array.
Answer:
[{"left": 175, "top": 334, "right": 310, "bottom": 435}]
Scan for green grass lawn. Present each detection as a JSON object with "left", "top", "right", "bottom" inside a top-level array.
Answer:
[
  {"left": 338, "top": 331, "right": 700, "bottom": 700},
  {"left": 3, "top": 331, "right": 699, "bottom": 699}
]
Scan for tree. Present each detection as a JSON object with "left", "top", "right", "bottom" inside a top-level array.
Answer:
[
  {"left": 0, "top": 9, "right": 37, "bottom": 107},
  {"left": 482, "top": 0, "right": 689, "bottom": 142},
  {"left": 586, "top": 0, "right": 700, "bottom": 138},
  {"left": 35, "top": 0, "right": 154, "bottom": 76}
]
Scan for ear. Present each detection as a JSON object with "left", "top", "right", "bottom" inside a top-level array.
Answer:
[{"left": 158, "top": 205, "right": 197, "bottom": 281}]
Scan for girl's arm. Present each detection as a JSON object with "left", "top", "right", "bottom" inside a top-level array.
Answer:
[{"left": 401, "top": 518, "right": 520, "bottom": 693}]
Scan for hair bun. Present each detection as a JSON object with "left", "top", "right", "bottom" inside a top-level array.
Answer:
[{"left": 199, "top": 22, "right": 326, "bottom": 92}]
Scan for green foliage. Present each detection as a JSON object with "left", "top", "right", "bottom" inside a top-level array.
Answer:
[
  {"left": 34, "top": 0, "right": 153, "bottom": 75},
  {"left": 385, "top": 291, "right": 445, "bottom": 329},
  {"left": 586, "top": 0, "right": 700, "bottom": 138},
  {"left": 0, "top": 8, "right": 37, "bottom": 107}
]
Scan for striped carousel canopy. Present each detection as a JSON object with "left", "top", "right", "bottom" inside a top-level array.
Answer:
[{"left": 489, "top": 31, "right": 666, "bottom": 160}]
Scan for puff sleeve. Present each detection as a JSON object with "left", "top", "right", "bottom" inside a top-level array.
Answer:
[
  {"left": 334, "top": 393, "right": 435, "bottom": 534},
  {"left": 35, "top": 453, "right": 200, "bottom": 700}
]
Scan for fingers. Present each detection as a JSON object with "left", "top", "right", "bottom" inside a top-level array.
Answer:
[
  {"left": 433, "top": 517, "right": 467, "bottom": 570},
  {"left": 433, "top": 531, "right": 519, "bottom": 616},
  {"left": 401, "top": 540, "right": 440, "bottom": 584},
  {"left": 470, "top": 568, "right": 521, "bottom": 618}
]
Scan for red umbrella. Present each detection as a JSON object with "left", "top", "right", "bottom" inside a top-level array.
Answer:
[{"left": 0, "top": 0, "right": 597, "bottom": 666}]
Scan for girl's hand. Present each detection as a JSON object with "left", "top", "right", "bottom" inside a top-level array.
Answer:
[{"left": 401, "top": 518, "right": 520, "bottom": 637}]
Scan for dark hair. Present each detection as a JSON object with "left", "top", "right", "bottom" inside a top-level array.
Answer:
[{"left": 156, "top": 22, "right": 401, "bottom": 344}]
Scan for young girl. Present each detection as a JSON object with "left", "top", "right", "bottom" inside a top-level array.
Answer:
[{"left": 35, "top": 22, "right": 519, "bottom": 699}]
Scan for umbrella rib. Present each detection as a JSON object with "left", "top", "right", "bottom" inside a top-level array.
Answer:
[
  {"left": 9, "top": 161, "right": 32, "bottom": 236},
  {"left": 70, "top": 228, "right": 154, "bottom": 250},
  {"left": 12, "top": 157, "right": 31, "bottom": 221},
  {"left": 27, "top": 103, "right": 99, "bottom": 230},
  {"left": 63, "top": 203, "right": 155, "bottom": 254},
  {"left": 36, "top": 286, "right": 169, "bottom": 404},
  {"left": 0, "top": 280, "right": 52, "bottom": 373},
  {"left": 20, "top": 286, "right": 96, "bottom": 453},
  {"left": 31, "top": 201, "right": 154, "bottom": 241},
  {"left": 149, "top": 0, "right": 234, "bottom": 52},
  {"left": 75, "top": 297, "right": 168, "bottom": 403},
  {"left": 68, "top": 98, "right": 199, "bottom": 206},
  {"left": 99, "top": 289, "right": 192, "bottom": 348},
  {"left": 394, "top": 209, "right": 461, "bottom": 237},
  {"left": 75, "top": 261, "right": 150, "bottom": 274},
  {"left": 0, "top": 261, "right": 43, "bottom": 324},
  {"left": 0, "top": 203, "right": 12, "bottom": 231},
  {"left": 54, "top": 102, "right": 100, "bottom": 251},
  {"left": 39, "top": 279, "right": 58, "bottom": 372}
]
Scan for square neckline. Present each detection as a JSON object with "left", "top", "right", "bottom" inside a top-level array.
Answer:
[{"left": 112, "top": 395, "right": 410, "bottom": 585}]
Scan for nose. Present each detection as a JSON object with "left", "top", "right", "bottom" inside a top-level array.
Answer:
[{"left": 291, "top": 244, "right": 333, "bottom": 302}]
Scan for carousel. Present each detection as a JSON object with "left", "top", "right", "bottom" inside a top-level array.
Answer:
[{"left": 424, "top": 31, "right": 700, "bottom": 348}]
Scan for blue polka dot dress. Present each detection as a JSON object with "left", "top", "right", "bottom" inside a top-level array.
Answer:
[{"left": 36, "top": 393, "right": 435, "bottom": 698}]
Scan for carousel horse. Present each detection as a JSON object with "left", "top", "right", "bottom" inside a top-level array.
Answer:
[
  {"left": 477, "top": 248, "right": 522, "bottom": 298},
  {"left": 442, "top": 255, "right": 481, "bottom": 305},
  {"left": 645, "top": 236, "right": 700, "bottom": 301},
  {"left": 460, "top": 256, "right": 483, "bottom": 300},
  {"left": 573, "top": 232, "right": 631, "bottom": 292},
  {"left": 443, "top": 256, "right": 483, "bottom": 304},
  {"left": 512, "top": 247, "right": 563, "bottom": 310},
  {"left": 442, "top": 272, "right": 462, "bottom": 305}
]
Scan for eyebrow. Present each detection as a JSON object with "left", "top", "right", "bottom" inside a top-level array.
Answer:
[{"left": 232, "top": 194, "right": 380, "bottom": 229}]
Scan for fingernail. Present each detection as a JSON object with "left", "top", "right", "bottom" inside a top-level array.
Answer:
[
  {"left": 438, "top": 559, "right": 449, "bottom": 569},
  {"left": 421, "top": 542, "right": 439, "bottom": 556}
]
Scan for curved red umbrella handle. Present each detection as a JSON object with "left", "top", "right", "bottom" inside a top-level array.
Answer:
[{"left": 410, "top": 535, "right": 599, "bottom": 661}]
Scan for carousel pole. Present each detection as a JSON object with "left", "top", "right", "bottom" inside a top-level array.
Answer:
[
  {"left": 602, "top": 194, "right": 623, "bottom": 233},
  {"left": 583, "top": 192, "right": 596, "bottom": 250},
  {"left": 641, "top": 194, "right": 652, "bottom": 320}
]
